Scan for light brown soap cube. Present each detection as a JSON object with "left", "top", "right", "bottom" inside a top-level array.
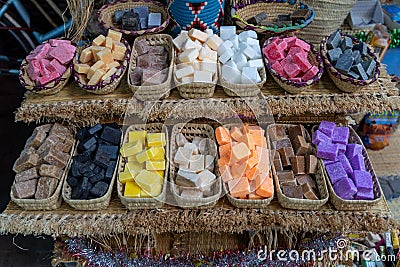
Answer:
[
  {"left": 277, "top": 170, "right": 295, "bottom": 183},
  {"left": 39, "top": 164, "right": 63, "bottom": 179},
  {"left": 43, "top": 147, "right": 70, "bottom": 168},
  {"left": 15, "top": 167, "right": 38, "bottom": 183},
  {"left": 290, "top": 156, "right": 305, "bottom": 175},
  {"left": 80, "top": 47, "right": 93, "bottom": 63},
  {"left": 25, "top": 128, "right": 47, "bottom": 148},
  {"left": 112, "top": 51, "right": 125, "bottom": 61},
  {"left": 13, "top": 152, "right": 40, "bottom": 173},
  {"left": 306, "top": 155, "right": 318, "bottom": 174},
  {"left": 102, "top": 67, "right": 118, "bottom": 81},
  {"left": 97, "top": 48, "right": 114, "bottom": 64},
  {"left": 92, "top": 34, "right": 106, "bottom": 46},
  {"left": 148, "top": 46, "right": 166, "bottom": 55},
  {"left": 13, "top": 179, "right": 38, "bottom": 199},
  {"left": 63, "top": 137, "right": 74, "bottom": 153},
  {"left": 106, "top": 61, "right": 120, "bottom": 70},
  {"left": 88, "top": 69, "right": 106, "bottom": 85},
  {"left": 74, "top": 63, "right": 90, "bottom": 74},
  {"left": 91, "top": 46, "right": 105, "bottom": 61},
  {"left": 87, "top": 60, "right": 105, "bottom": 79},
  {"left": 292, "top": 135, "right": 310, "bottom": 156},
  {"left": 105, "top": 36, "right": 113, "bottom": 50},
  {"left": 295, "top": 174, "right": 316, "bottom": 189},
  {"left": 282, "top": 185, "right": 303, "bottom": 199},
  {"left": 35, "top": 177, "right": 58, "bottom": 199},
  {"left": 113, "top": 41, "right": 126, "bottom": 54},
  {"left": 107, "top": 29, "right": 122, "bottom": 42},
  {"left": 288, "top": 125, "right": 305, "bottom": 140},
  {"left": 49, "top": 123, "right": 70, "bottom": 138},
  {"left": 302, "top": 183, "right": 318, "bottom": 200}
]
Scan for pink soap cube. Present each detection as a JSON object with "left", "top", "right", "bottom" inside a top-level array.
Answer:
[
  {"left": 287, "top": 47, "right": 304, "bottom": 57},
  {"left": 39, "top": 59, "right": 51, "bottom": 76},
  {"left": 48, "top": 44, "right": 75, "bottom": 65},
  {"left": 291, "top": 77, "right": 302, "bottom": 82},
  {"left": 270, "top": 37, "right": 281, "bottom": 47},
  {"left": 38, "top": 71, "right": 60, "bottom": 85},
  {"left": 48, "top": 59, "right": 67, "bottom": 75},
  {"left": 277, "top": 41, "right": 288, "bottom": 52},
  {"left": 293, "top": 38, "right": 310, "bottom": 52},
  {"left": 301, "top": 66, "right": 318, "bottom": 82},
  {"left": 284, "top": 37, "right": 296, "bottom": 48},
  {"left": 27, "top": 60, "right": 41, "bottom": 81},
  {"left": 272, "top": 61, "right": 284, "bottom": 76},
  {"left": 267, "top": 47, "right": 285, "bottom": 62},
  {"left": 283, "top": 62, "right": 301, "bottom": 78},
  {"left": 293, "top": 54, "right": 312, "bottom": 72},
  {"left": 49, "top": 39, "right": 71, "bottom": 47},
  {"left": 26, "top": 43, "right": 51, "bottom": 62}
]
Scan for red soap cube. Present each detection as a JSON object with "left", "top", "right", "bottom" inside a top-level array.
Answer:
[
  {"left": 301, "top": 66, "right": 318, "bottom": 82},
  {"left": 293, "top": 53, "right": 312, "bottom": 72},
  {"left": 39, "top": 59, "right": 51, "bottom": 76},
  {"left": 277, "top": 41, "right": 288, "bottom": 52},
  {"left": 287, "top": 47, "right": 303, "bottom": 57},
  {"left": 48, "top": 59, "right": 66, "bottom": 75},
  {"left": 285, "top": 37, "right": 296, "bottom": 48},
  {"left": 272, "top": 61, "right": 284, "bottom": 76},
  {"left": 284, "top": 63, "right": 301, "bottom": 78},
  {"left": 266, "top": 45, "right": 285, "bottom": 62},
  {"left": 27, "top": 60, "right": 41, "bottom": 81},
  {"left": 293, "top": 38, "right": 310, "bottom": 52},
  {"left": 38, "top": 71, "right": 60, "bottom": 85}
]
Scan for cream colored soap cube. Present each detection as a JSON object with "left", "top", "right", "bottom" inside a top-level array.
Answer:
[
  {"left": 205, "top": 35, "right": 223, "bottom": 51},
  {"left": 188, "top": 28, "right": 208, "bottom": 43},
  {"left": 92, "top": 34, "right": 106, "bottom": 46},
  {"left": 79, "top": 47, "right": 93, "bottom": 63},
  {"left": 88, "top": 69, "right": 106, "bottom": 85},
  {"left": 102, "top": 67, "right": 118, "bottom": 81},
  {"left": 97, "top": 48, "right": 114, "bottom": 64},
  {"left": 91, "top": 46, "right": 105, "bottom": 61},
  {"left": 87, "top": 60, "right": 105, "bottom": 79},
  {"left": 174, "top": 147, "right": 191, "bottom": 165},
  {"left": 113, "top": 41, "right": 126, "bottom": 54},
  {"left": 183, "top": 39, "right": 197, "bottom": 51},
  {"left": 201, "top": 60, "right": 217, "bottom": 74},
  {"left": 105, "top": 37, "right": 113, "bottom": 50},
  {"left": 175, "top": 65, "right": 194, "bottom": 79},
  {"left": 107, "top": 29, "right": 122, "bottom": 42},
  {"left": 232, "top": 142, "right": 251, "bottom": 161},
  {"left": 178, "top": 49, "right": 199, "bottom": 63},
  {"left": 74, "top": 63, "right": 90, "bottom": 74},
  {"left": 193, "top": 70, "right": 212, "bottom": 83}
]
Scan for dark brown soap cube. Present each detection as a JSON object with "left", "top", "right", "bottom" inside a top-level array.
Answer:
[
  {"left": 288, "top": 125, "right": 305, "bottom": 141},
  {"left": 292, "top": 135, "right": 310, "bottom": 156},
  {"left": 295, "top": 174, "right": 316, "bottom": 189},
  {"left": 306, "top": 154, "right": 318, "bottom": 174},
  {"left": 148, "top": 46, "right": 166, "bottom": 55},
  {"left": 135, "top": 39, "right": 149, "bottom": 55},
  {"left": 274, "top": 138, "right": 292, "bottom": 150},
  {"left": 34, "top": 177, "right": 58, "bottom": 199},
  {"left": 130, "top": 67, "right": 143, "bottom": 85},
  {"left": 269, "top": 125, "right": 287, "bottom": 141},
  {"left": 273, "top": 149, "right": 280, "bottom": 160},
  {"left": 49, "top": 123, "right": 70, "bottom": 139},
  {"left": 280, "top": 180, "right": 297, "bottom": 186},
  {"left": 63, "top": 137, "right": 74, "bottom": 153},
  {"left": 39, "top": 164, "right": 63, "bottom": 179},
  {"left": 15, "top": 167, "right": 38, "bottom": 183},
  {"left": 13, "top": 152, "right": 40, "bottom": 173},
  {"left": 302, "top": 183, "right": 318, "bottom": 200},
  {"left": 282, "top": 185, "right": 303, "bottom": 199},
  {"left": 137, "top": 54, "right": 151, "bottom": 68},
  {"left": 273, "top": 158, "right": 283, "bottom": 171},
  {"left": 290, "top": 156, "right": 305, "bottom": 175},
  {"left": 37, "top": 135, "right": 63, "bottom": 155},
  {"left": 278, "top": 146, "right": 294, "bottom": 166},
  {"left": 43, "top": 147, "right": 70, "bottom": 168},
  {"left": 13, "top": 179, "right": 38, "bottom": 199},
  {"left": 277, "top": 170, "right": 295, "bottom": 182}
]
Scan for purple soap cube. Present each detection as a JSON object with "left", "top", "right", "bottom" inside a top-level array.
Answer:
[
  {"left": 355, "top": 189, "right": 374, "bottom": 200},
  {"left": 312, "top": 130, "right": 330, "bottom": 146},
  {"left": 338, "top": 154, "right": 353, "bottom": 176},
  {"left": 349, "top": 154, "right": 366, "bottom": 171},
  {"left": 332, "top": 127, "right": 349, "bottom": 145},
  {"left": 345, "top": 143, "right": 362, "bottom": 159},
  {"left": 323, "top": 159, "right": 336, "bottom": 166},
  {"left": 318, "top": 120, "right": 336, "bottom": 137},
  {"left": 334, "top": 178, "right": 357, "bottom": 200},
  {"left": 351, "top": 170, "right": 373, "bottom": 193},
  {"left": 337, "top": 143, "right": 346, "bottom": 155},
  {"left": 317, "top": 142, "right": 338, "bottom": 161},
  {"left": 325, "top": 161, "right": 348, "bottom": 185}
]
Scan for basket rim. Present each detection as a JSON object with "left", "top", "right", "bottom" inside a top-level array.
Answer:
[
  {"left": 232, "top": 0, "right": 315, "bottom": 34},
  {"left": 73, "top": 38, "right": 131, "bottom": 91},
  {"left": 262, "top": 36, "right": 324, "bottom": 88},
  {"left": 97, "top": 0, "right": 170, "bottom": 36},
  {"left": 320, "top": 32, "right": 380, "bottom": 86}
]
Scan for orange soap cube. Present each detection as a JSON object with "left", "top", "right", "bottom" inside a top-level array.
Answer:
[
  {"left": 248, "top": 193, "right": 264, "bottom": 199},
  {"left": 228, "top": 177, "right": 250, "bottom": 198},
  {"left": 255, "top": 174, "right": 274, "bottom": 198},
  {"left": 246, "top": 151, "right": 259, "bottom": 170},
  {"left": 220, "top": 165, "right": 233, "bottom": 182},
  {"left": 218, "top": 156, "right": 232, "bottom": 167},
  {"left": 215, "top": 127, "right": 231, "bottom": 145},
  {"left": 219, "top": 143, "right": 232, "bottom": 158},
  {"left": 245, "top": 166, "right": 259, "bottom": 181},
  {"left": 246, "top": 125, "right": 264, "bottom": 135},
  {"left": 238, "top": 134, "right": 255, "bottom": 150},
  {"left": 232, "top": 142, "right": 251, "bottom": 162},
  {"left": 230, "top": 126, "right": 243, "bottom": 142},
  {"left": 250, "top": 131, "right": 267, "bottom": 147},
  {"left": 231, "top": 161, "right": 247, "bottom": 179},
  {"left": 256, "top": 146, "right": 270, "bottom": 172}
]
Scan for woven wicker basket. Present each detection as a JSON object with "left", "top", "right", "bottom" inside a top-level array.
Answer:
[
  {"left": 98, "top": 0, "right": 169, "bottom": 36},
  {"left": 220, "top": 123, "right": 274, "bottom": 208},
  {"left": 62, "top": 138, "right": 121, "bottom": 210},
  {"left": 19, "top": 40, "right": 74, "bottom": 95},
  {"left": 218, "top": 63, "right": 266, "bottom": 97},
  {"left": 320, "top": 33, "right": 380, "bottom": 93},
  {"left": 267, "top": 124, "right": 329, "bottom": 210},
  {"left": 263, "top": 36, "right": 324, "bottom": 94},
  {"left": 117, "top": 123, "right": 169, "bottom": 209},
  {"left": 128, "top": 34, "right": 174, "bottom": 101},
  {"left": 312, "top": 125, "right": 383, "bottom": 211},
  {"left": 10, "top": 140, "right": 75, "bottom": 211},
  {"left": 173, "top": 66, "right": 217, "bottom": 99},
  {"left": 170, "top": 123, "right": 221, "bottom": 208},
  {"left": 73, "top": 38, "right": 131, "bottom": 95},
  {"left": 232, "top": 0, "right": 315, "bottom": 35}
]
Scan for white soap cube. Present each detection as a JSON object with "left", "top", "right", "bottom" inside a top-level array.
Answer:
[
  {"left": 247, "top": 30, "right": 258, "bottom": 39},
  {"left": 193, "top": 70, "right": 213, "bottom": 83},
  {"left": 194, "top": 39, "right": 203, "bottom": 51},
  {"left": 242, "top": 45, "right": 256, "bottom": 59},
  {"left": 191, "top": 60, "right": 201, "bottom": 71},
  {"left": 188, "top": 28, "right": 208, "bottom": 43},
  {"left": 178, "top": 49, "right": 199, "bottom": 63},
  {"left": 233, "top": 53, "right": 247, "bottom": 71},
  {"left": 199, "top": 46, "right": 217, "bottom": 61},
  {"left": 217, "top": 40, "right": 234, "bottom": 56},
  {"left": 181, "top": 76, "right": 193, "bottom": 84},
  {"left": 176, "top": 168, "right": 200, "bottom": 187},
  {"left": 238, "top": 31, "right": 249, "bottom": 42},
  {"left": 225, "top": 59, "right": 238, "bottom": 70},
  {"left": 219, "top": 48, "right": 234, "bottom": 64},
  {"left": 198, "top": 169, "right": 216, "bottom": 191},
  {"left": 222, "top": 64, "right": 241, "bottom": 84},
  {"left": 247, "top": 59, "right": 264, "bottom": 69},
  {"left": 246, "top": 37, "right": 259, "bottom": 46},
  {"left": 206, "top": 29, "right": 214, "bottom": 37},
  {"left": 192, "top": 137, "right": 204, "bottom": 147},
  {"left": 204, "top": 155, "right": 215, "bottom": 171},
  {"left": 176, "top": 132, "right": 189, "bottom": 147},
  {"left": 230, "top": 34, "right": 239, "bottom": 50},
  {"left": 189, "top": 154, "right": 205, "bottom": 173},
  {"left": 199, "top": 138, "right": 213, "bottom": 155},
  {"left": 251, "top": 44, "right": 262, "bottom": 59},
  {"left": 220, "top": 26, "right": 236, "bottom": 40},
  {"left": 179, "top": 162, "right": 189, "bottom": 169},
  {"left": 201, "top": 60, "right": 217, "bottom": 74},
  {"left": 205, "top": 35, "right": 223, "bottom": 51},
  {"left": 174, "top": 147, "right": 192, "bottom": 165},
  {"left": 173, "top": 34, "right": 187, "bottom": 51},
  {"left": 175, "top": 65, "right": 194, "bottom": 79},
  {"left": 241, "top": 66, "right": 258, "bottom": 84},
  {"left": 184, "top": 142, "right": 199, "bottom": 155},
  {"left": 183, "top": 39, "right": 197, "bottom": 50}
]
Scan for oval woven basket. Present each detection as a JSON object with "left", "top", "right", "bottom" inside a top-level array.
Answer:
[
  {"left": 73, "top": 38, "right": 131, "bottom": 95},
  {"left": 128, "top": 34, "right": 174, "bottom": 101},
  {"left": 97, "top": 0, "right": 169, "bottom": 36},
  {"left": 232, "top": 0, "right": 315, "bottom": 35},
  {"left": 320, "top": 33, "right": 380, "bottom": 93},
  {"left": 19, "top": 40, "right": 75, "bottom": 95},
  {"left": 262, "top": 36, "right": 324, "bottom": 94}
]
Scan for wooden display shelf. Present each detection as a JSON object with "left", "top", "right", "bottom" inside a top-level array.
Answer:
[{"left": 15, "top": 66, "right": 399, "bottom": 126}]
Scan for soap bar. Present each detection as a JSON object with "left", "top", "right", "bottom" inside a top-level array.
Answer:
[
  {"left": 338, "top": 154, "right": 353, "bottom": 176},
  {"left": 15, "top": 167, "right": 38, "bottom": 183},
  {"left": 124, "top": 180, "right": 141, "bottom": 198},
  {"left": 35, "top": 177, "right": 58, "bottom": 199},
  {"left": 290, "top": 156, "right": 305, "bottom": 175},
  {"left": 312, "top": 130, "right": 329, "bottom": 146},
  {"left": 13, "top": 179, "right": 38, "bottom": 199},
  {"left": 355, "top": 189, "right": 374, "bottom": 200},
  {"left": 193, "top": 70, "right": 212, "bottom": 83},
  {"left": 317, "top": 142, "right": 338, "bottom": 161},
  {"left": 228, "top": 177, "right": 250, "bottom": 198},
  {"left": 351, "top": 170, "right": 373, "bottom": 193},
  {"left": 277, "top": 170, "right": 295, "bottom": 183},
  {"left": 39, "top": 164, "right": 63, "bottom": 179},
  {"left": 176, "top": 169, "right": 199, "bottom": 187},
  {"left": 306, "top": 155, "right": 317, "bottom": 174},
  {"left": 232, "top": 142, "right": 251, "bottom": 161},
  {"left": 205, "top": 35, "right": 223, "bottom": 50},
  {"left": 198, "top": 169, "right": 216, "bottom": 191},
  {"left": 332, "top": 127, "right": 349, "bottom": 145},
  {"left": 345, "top": 143, "right": 363, "bottom": 159},
  {"left": 13, "top": 152, "right": 40, "bottom": 173},
  {"left": 349, "top": 154, "right": 366, "bottom": 171},
  {"left": 351, "top": 63, "right": 369, "bottom": 80},
  {"left": 282, "top": 185, "right": 303, "bottom": 199},
  {"left": 97, "top": 48, "right": 114, "bottom": 64},
  {"left": 319, "top": 121, "right": 336, "bottom": 137},
  {"left": 361, "top": 60, "right": 376, "bottom": 77},
  {"left": 327, "top": 30, "right": 341, "bottom": 49},
  {"left": 296, "top": 174, "right": 316, "bottom": 189},
  {"left": 220, "top": 165, "right": 233, "bottom": 182},
  {"left": 119, "top": 170, "right": 134, "bottom": 184},
  {"left": 334, "top": 178, "right": 357, "bottom": 200},
  {"left": 255, "top": 175, "right": 273, "bottom": 198},
  {"left": 302, "top": 183, "right": 318, "bottom": 200},
  {"left": 93, "top": 35, "right": 106, "bottom": 46},
  {"left": 220, "top": 26, "right": 236, "bottom": 40},
  {"left": 292, "top": 135, "right": 310, "bottom": 156},
  {"left": 125, "top": 161, "right": 144, "bottom": 176},
  {"left": 325, "top": 161, "right": 348, "bottom": 185},
  {"left": 335, "top": 54, "right": 353, "bottom": 74},
  {"left": 120, "top": 140, "right": 143, "bottom": 157},
  {"left": 189, "top": 154, "right": 204, "bottom": 172},
  {"left": 340, "top": 36, "right": 353, "bottom": 51},
  {"left": 107, "top": 29, "right": 122, "bottom": 42},
  {"left": 278, "top": 146, "right": 295, "bottom": 166},
  {"left": 147, "top": 133, "right": 166, "bottom": 147},
  {"left": 255, "top": 146, "right": 270, "bottom": 172},
  {"left": 43, "top": 147, "right": 70, "bottom": 168},
  {"left": 148, "top": 13, "right": 161, "bottom": 28},
  {"left": 146, "top": 160, "right": 165, "bottom": 171},
  {"left": 273, "top": 157, "right": 283, "bottom": 171},
  {"left": 134, "top": 169, "right": 163, "bottom": 195}
]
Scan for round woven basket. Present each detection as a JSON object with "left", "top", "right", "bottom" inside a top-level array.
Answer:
[
  {"left": 73, "top": 38, "right": 131, "bottom": 95},
  {"left": 320, "top": 33, "right": 380, "bottom": 93},
  {"left": 232, "top": 0, "right": 315, "bottom": 35},
  {"left": 19, "top": 40, "right": 75, "bottom": 95},
  {"left": 97, "top": 0, "right": 169, "bottom": 36},
  {"left": 262, "top": 36, "right": 324, "bottom": 94}
]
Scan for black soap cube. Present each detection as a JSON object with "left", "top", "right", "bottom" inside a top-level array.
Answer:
[
  {"left": 277, "top": 14, "right": 291, "bottom": 22},
  {"left": 361, "top": 59, "right": 376, "bottom": 77},
  {"left": 327, "top": 30, "right": 341, "bottom": 49},
  {"left": 343, "top": 49, "right": 352, "bottom": 56},
  {"left": 351, "top": 63, "right": 368, "bottom": 80},
  {"left": 114, "top": 10, "right": 127, "bottom": 25},
  {"left": 352, "top": 50, "right": 361, "bottom": 64},
  {"left": 335, "top": 54, "right": 353, "bottom": 74},
  {"left": 76, "top": 127, "right": 90, "bottom": 141},
  {"left": 88, "top": 124, "right": 103, "bottom": 135},
  {"left": 340, "top": 36, "right": 353, "bottom": 52},
  {"left": 67, "top": 176, "right": 79, "bottom": 188},
  {"left": 105, "top": 160, "right": 117, "bottom": 181},
  {"left": 73, "top": 151, "right": 92, "bottom": 163},
  {"left": 291, "top": 9, "right": 311, "bottom": 23},
  {"left": 98, "top": 145, "right": 119, "bottom": 160},
  {"left": 90, "top": 181, "right": 109, "bottom": 198},
  {"left": 100, "top": 125, "right": 121, "bottom": 145},
  {"left": 79, "top": 136, "right": 97, "bottom": 152},
  {"left": 122, "top": 11, "right": 140, "bottom": 31},
  {"left": 89, "top": 170, "right": 105, "bottom": 184},
  {"left": 80, "top": 176, "right": 91, "bottom": 200},
  {"left": 327, "top": 48, "right": 342, "bottom": 63},
  {"left": 71, "top": 185, "right": 83, "bottom": 199},
  {"left": 348, "top": 71, "right": 360, "bottom": 79},
  {"left": 81, "top": 162, "right": 96, "bottom": 174},
  {"left": 389, "top": 178, "right": 400, "bottom": 194},
  {"left": 94, "top": 150, "right": 110, "bottom": 169},
  {"left": 71, "top": 161, "right": 83, "bottom": 177},
  {"left": 248, "top": 12, "right": 268, "bottom": 25},
  {"left": 353, "top": 42, "right": 367, "bottom": 56},
  {"left": 98, "top": 139, "right": 113, "bottom": 146}
]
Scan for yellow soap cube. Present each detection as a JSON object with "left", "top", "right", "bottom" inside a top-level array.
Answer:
[
  {"left": 124, "top": 181, "right": 141, "bottom": 198},
  {"left": 154, "top": 170, "right": 164, "bottom": 178},
  {"left": 79, "top": 47, "right": 93, "bottom": 63},
  {"left": 149, "top": 147, "right": 164, "bottom": 160},
  {"left": 140, "top": 183, "right": 162, "bottom": 197},
  {"left": 129, "top": 131, "right": 147, "bottom": 143},
  {"left": 140, "top": 189, "right": 152, "bottom": 198},
  {"left": 124, "top": 161, "right": 143, "bottom": 176},
  {"left": 134, "top": 170, "right": 163, "bottom": 193},
  {"left": 119, "top": 170, "right": 134, "bottom": 184},
  {"left": 127, "top": 155, "right": 138, "bottom": 162},
  {"left": 146, "top": 160, "right": 165, "bottom": 171},
  {"left": 136, "top": 149, "right": 150, "bottom": 163},
  {"left": 120, "top": 140, "right": 143, "bottom": 157},
  {"left": 147, "top": 133, "right": 166, "bottom": 147}
]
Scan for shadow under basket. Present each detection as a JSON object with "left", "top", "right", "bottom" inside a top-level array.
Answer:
[
  {"left": 117, "top": 123, "right": 169, "bottom": 209},
  {"left": 169, "top": 123, "right": 221, "bottom": 208}
]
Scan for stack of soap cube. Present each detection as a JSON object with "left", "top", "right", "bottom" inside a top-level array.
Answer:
[
  {"left": 119, "top": 131, "right": 166, "bottom": 198},
  {"left": 67, "top": 124, "right": 121, "bottom": 200},
  {"left": 325, "top": 30, "right": 377, "bottom": 80},
  {"left": 130, "top": 39, "right": 168, "bottom": 86},
  {"left": 216, "top": 125, "right": 273, "bottom": 200},
  {"left": 270, "top": 125, "right": 319, "bottom": 200},
  {"left": 26, "top": 39, "right": 76, "bottom": 86},
  {"left": 114, "top": 7, "right": 162, "bottom": 30},
  {"left": 74, "top": 29, "right": 127, "bottom": 86},
  {"left": 173, "top": 133, "right": 216, "bottom": 198},
  {"left": 312, "top": 120, "right": 374, "bottom": 200},
  {"left": 12, "top": 123, "right": 74, "bottom": 199},
  {"left": 173, "top": 29, "right": 220, "bottom": 84},
  {"left": 263, "top": 36, "right": 318, "bottom": 82},
  {"left": 218, "top": 27, "right": 263, "bottom": 84}
]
